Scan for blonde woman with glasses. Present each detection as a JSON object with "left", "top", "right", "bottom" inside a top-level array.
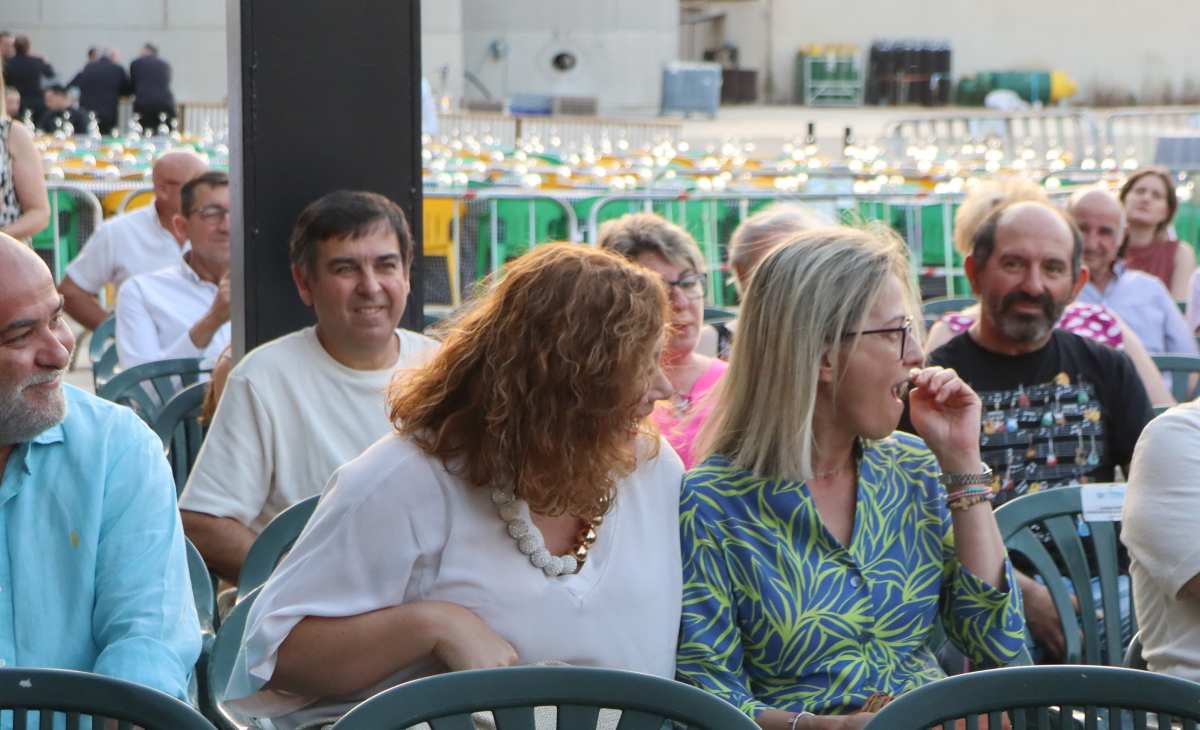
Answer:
[
  {"left": 600, "top": 213, "right": 727, "bottom": 469},
  {"left": 676, "top": 226, "right": 1025, "bottom": 730}
]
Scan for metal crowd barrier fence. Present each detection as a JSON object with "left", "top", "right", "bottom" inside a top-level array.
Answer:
[
  {"left": 884, "top": 110, "right": 1100, "bottom": 162},
  {"left": 514, "top": 115, "right": 682, "bottom": 150},
  {"left": 1103, "top": 107, "right": 1200, "bottom": 166},
  {"left": 177, "top": 101, "right": 230, "bottom": 138},
  {"left": 422, "top": 189, "right": 1080, "bottom": 307}
]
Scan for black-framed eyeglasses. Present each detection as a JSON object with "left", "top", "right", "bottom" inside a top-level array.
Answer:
[
  {"left": 192, "top": 205, "right": 231, "bottom": 224},
  {"left": 663, "top": 272, "right": 707, "bottom": 300},
  {"left": 844, "top": 315, "right": 914, "bottom": 360}
]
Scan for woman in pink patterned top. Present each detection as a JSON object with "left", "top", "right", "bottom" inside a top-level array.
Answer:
[
  {"left": 938, "top": 301, "right": 1122, "bottom": 347},
  {"left": 599, "top": 213, "right": 730, "bottom": 468}
]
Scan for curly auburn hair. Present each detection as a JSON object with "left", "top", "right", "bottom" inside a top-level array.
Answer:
[{"left": 388, "top": 243, "right": 668, "bottom": 521}]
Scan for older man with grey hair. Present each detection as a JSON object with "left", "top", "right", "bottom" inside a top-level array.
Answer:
[
  {"left": 0, "top": 233, "right": 199, "bottom": 697},
  {"left": 1071, "top": 187, "right": 1197, "bottom": 360}
]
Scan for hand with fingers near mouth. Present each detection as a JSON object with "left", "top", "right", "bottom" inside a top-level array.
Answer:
[{"left": 906, "top": 365, "right": 985, "bottom": 474}]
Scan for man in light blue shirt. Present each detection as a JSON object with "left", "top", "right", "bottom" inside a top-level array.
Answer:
[
  {"left": 1073, "top": 188, "right": 1198, "bottom": 358},
  {"left": 0, "top": 232, "right": 200, "bottom": 700}
]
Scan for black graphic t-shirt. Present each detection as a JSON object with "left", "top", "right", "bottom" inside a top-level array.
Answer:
[{"left": 909, "top": 329, "right": 1154, "bottom": 508}]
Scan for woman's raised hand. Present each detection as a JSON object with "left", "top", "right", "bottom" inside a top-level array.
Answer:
[{"left": 906, "top": 366, "right": 984, "bottom": 473}]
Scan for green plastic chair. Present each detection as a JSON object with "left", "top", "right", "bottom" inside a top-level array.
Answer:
[
  {"left": 0, "top": 667, "right": 215, "bottom": 729},
  {"left": 329, "top": 665, "right": 761, "bottom": 730},
  {"left": 994, "top": 485, "right": 1133, "bottom": 666},
  {"left": 867, "top": 665, "right": 1200, "bottom": 729},
  {"left": 1124, "top": 631, "right": 1147, "bottom": 670},
  {"left": 237, "top": 495, "right": 319, "bottom": 600},
  {"left": 89, "top": 315, "right": 119, "bottom": 390},
  {"left": 1151, "top": 354, "right": 1200, "bottom": 402},
  {"left": 153, "top": 382, "right": 210, "bottom": 495},
  {"left": 186, "top": 536, "right": 217, "bottom": 715},
  {"left": 703, "top": 305, "right": 736, "bottom": 323},
  {"left": 206, "top": 586, "right": 261, "bottom": 730},
  {"left": 96, "top": 357, "right": 207, "bottom": 424}
]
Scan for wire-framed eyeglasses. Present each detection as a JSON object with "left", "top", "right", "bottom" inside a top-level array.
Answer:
[{"left": 843, "top": 316, "right": 914, "bottom": 360}]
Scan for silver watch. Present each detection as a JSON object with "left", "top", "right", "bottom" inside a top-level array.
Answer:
[{"left": 938, "top": 463, "right": 993, "bottom": 488}]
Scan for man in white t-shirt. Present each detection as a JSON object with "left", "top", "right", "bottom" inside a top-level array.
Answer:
[
  {"left": 60, "top": 151, "right": 206, "bottom": 330},
  {"left": 115, "top": 170, "right": 232, "bottom": 369},
  {"left": 1123, "top": 399, "right": 1200, "bottom": 682},
  {"left": 180, "top": 190, "right": 438, "bottom": 582}
]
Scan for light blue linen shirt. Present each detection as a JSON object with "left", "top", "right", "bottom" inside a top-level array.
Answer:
[
  {"left": 1079, "top": 263, "right": 1198, "bottom": 356},
  {"left": 0, "top": 385, "right": 200, "bottom": 700}
]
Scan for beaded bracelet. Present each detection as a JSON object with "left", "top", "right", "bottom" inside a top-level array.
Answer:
[{"left": 945, "top": 485, "right": 994, "bottom": 503}]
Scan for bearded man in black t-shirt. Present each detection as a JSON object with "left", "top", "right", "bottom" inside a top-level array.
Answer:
[{"left": 921, "top": 200, "right": 1154, "bottom": 660}]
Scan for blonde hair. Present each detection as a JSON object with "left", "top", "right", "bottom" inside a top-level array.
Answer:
[
  {"left": 698, "top": 224, "right": 917, "bottom": 480},
  {"left": 728, "top": 203, "right": 831, "bottom": 291},
  {"left": 953, "top": 178, "right": 1049, "bottom": 256},
  {"left": 597, "top": 212, "right": 705, "bottom": 274}
]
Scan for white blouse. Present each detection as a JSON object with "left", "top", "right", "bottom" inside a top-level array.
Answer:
[{"left": 226, "top": 432, "right": 685, "bottom": 729}]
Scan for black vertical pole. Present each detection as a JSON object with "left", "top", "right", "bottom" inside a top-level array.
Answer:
[{"left": 227, "top": 0, "right": 424, "bottom": 356}]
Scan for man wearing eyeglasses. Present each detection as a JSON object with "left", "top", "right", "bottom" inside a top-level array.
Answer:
[
  {"left": 115, "top": 170, "right": 232, "bottom": 369},
  {"left": 60, "top": 150, "right": 207, "bottom": 332}
]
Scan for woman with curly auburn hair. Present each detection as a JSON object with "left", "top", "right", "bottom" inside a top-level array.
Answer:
[{"left": 226, "top": 243, "right": 680, "bottom": 730}]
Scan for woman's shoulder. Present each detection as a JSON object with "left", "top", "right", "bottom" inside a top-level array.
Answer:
[{"left": 326, "top": 432, "right": 451, "bottom": 511}]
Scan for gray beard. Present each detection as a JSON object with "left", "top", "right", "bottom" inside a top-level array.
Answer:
[
  {"left": 0, "top": 386, "right": 68, "bottom": 446},
  {"left": 997, "top": 313, "right": 1054, "bottom": 343}
]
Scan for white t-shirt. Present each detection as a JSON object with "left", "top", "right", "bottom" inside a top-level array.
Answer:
[
  {"left": 179, "top": 326, "right": 439, "bottom": 532},
  {"left": 115, "top": 257, "right": 230, "bottom": 369},
  {"left": 226, "top": 433, "right": 684, "bottom": 729},
  {"left": 1122, "top": 399, "right": 1200, "bottom": 682},
  {"left": 64, "top": 204, "right": 183, "bottom": 293}
]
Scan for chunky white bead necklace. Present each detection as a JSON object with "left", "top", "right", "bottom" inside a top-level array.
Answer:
[{"left": 490, "top": 487, "right": 600, "bottom": 577}]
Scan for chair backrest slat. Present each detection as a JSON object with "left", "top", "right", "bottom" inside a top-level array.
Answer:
[
  {"left": 1090, "top": 521, "right": 1127, "bottom": 663},
  {"left": 429, "top": 716, "right": 478, "bottom": 730},
  {"left": 1041, "top": 514, "right": 1101, "bottom": 660},
  {"left": 558, "top": 705, "right": 602, "bottom": 729},
  {"left": 1006, "top": 529, "right": 1084, "bottom": 661},
  {"left": 151, "top": 382, "right": 209, "bottom": 495},
  {"left": 493, "top": 706, "right": 537, "bottom": 730},
  {"left": 616, "top": 709, "right": 670, "bottom": 729}
]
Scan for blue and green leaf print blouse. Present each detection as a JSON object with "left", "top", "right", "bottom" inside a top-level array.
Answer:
[{"left": 677, "top": 432, "right": 1025, "bottom": 719}]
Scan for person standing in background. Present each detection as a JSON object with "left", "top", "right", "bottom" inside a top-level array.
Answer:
[
  {"left": 129, "top": 43, "right": 175, "bottom": 127},
  {"left": 4, "top": 35, "right": 55, "bottom": 120},
  {"left": 68, "top": 47, "right": 129, "bottom": 135}
]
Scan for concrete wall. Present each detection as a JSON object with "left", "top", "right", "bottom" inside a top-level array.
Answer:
[
  {"left": 0, "top": 0, "right": 464, "bottom": 105},
  {"left": 694, "top": 0, "right": 1200, "bottom": 105},
  {"left": 1, "top": 0, "right": 226, "bottom": 102},
  {"left": 461, "top": 0, "right": 678, "bottom": 114}
]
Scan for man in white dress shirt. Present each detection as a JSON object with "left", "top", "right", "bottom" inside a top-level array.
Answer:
[
  {"left": 59, "top": 151, "right": 207, "bottom": 330},
  {"left": 179, "top": 190, "right": 438, "bottom": 582},
  {"left": 115, "top": 170, "right": 231, "bottom": 369}
]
